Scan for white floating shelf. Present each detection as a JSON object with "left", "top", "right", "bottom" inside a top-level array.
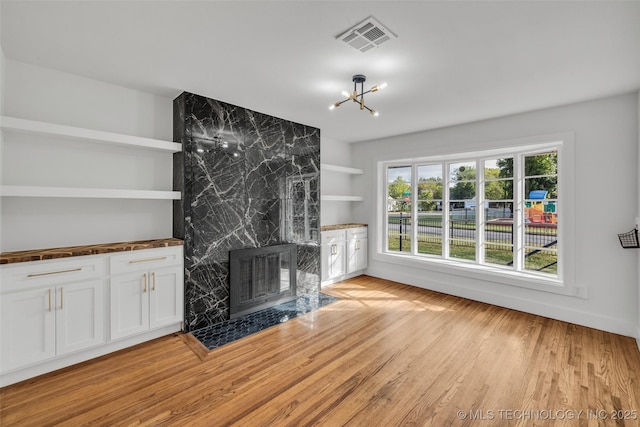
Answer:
[
  {"left": 0, "top": 116, "right": 182, "bottom": 153},
  {"left": 321, "top": 195, "right": 364, "bottom": 202},
  {"left": 320, "top": 163, "right": 363, "bottom": 175},
  {"left": 0, "top": 186, "right": 181, "bottom": 200}
]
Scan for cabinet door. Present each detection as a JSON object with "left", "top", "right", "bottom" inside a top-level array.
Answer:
[
  {"left": 347, "top": 238, "right": 368, "bottom": 273},
  {"left": 330, "top": 241, "right": 347, "bottom": 279},
  {"left": 1, "top": 288, "right": 56, "bottom": 371},
  {"left": 355, "top": 238, "right": 368, "bottom": 271},
  {"left": 321, "top": 242, "right": 333, "bottom": 282},
  {"left": 149, "top": 267, "right": 183, "bottom": 329},
  {"left": 56, "top": 280, "right": 105, "bottom": 355},
  {"left": 347, "top": 238, "right": 358, "bottom": 273},
  {"left": 110, "top": 272, "right": 149, "bottom": 340}
]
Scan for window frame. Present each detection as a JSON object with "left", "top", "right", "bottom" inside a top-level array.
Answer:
[{"left": 375, "top": 133, "right": 578, "bottom": 297}]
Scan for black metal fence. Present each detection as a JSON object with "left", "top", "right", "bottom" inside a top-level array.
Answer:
[{"left": 388, "top": 214, "right": 557, "bottom": 251}]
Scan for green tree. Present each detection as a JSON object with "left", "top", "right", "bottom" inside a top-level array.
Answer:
[
  {"left": 497, "top": 152, "right": 557, "bottom": 198},
  {"left": 484, "top": 168, "right": 505, "bottom": 200},
  {"left": 417, "top": 177, "right": 442, "bottom": 211},
  {"left": 450, "top": 167, "right": 476, "bottom": 200},
  {"left": 388, "top": 176, "right": 411, "bottom": 199},
  {"left": 388, "top": 176, "right": 411, "bottom": 212}
]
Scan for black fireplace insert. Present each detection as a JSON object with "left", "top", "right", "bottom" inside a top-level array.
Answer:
[{"left": 229, "top": 243, "right": 297, "bottom": 318}]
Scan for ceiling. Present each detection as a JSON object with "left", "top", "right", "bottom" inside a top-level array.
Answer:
[{"left": 2, "top": 1, "right": 640, "bottom": 144}]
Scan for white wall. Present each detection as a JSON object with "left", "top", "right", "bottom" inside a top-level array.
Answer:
[
  {"left": 351, "top": 93, "right": 639, "bottom": 338},
  {"left": 1, "top": 60, "right": 175, "bottom": 251},
  {"left": 1, "top": 46, "right": 5, "bottom": 247},
  {"left": 320, "top": 135, "right": 356, "bottom": 226},
  {"left": 0, "top": 47, "right": 5, "bottom": 115},
  {"left": 637, "top": 90, "right": 640, "bottom": 347}
]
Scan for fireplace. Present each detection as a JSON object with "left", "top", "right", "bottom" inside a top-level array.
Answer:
[{"left": 229, "top": 244, "right": 297, "bottom": 318}]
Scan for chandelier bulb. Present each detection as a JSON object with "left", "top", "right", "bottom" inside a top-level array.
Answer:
[{"left": 371, "top": 82, "right": 388, "bottom": 92}]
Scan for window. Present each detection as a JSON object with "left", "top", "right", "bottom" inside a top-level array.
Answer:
[{"left": 384, "top": 145, "right": 560, "bottom": 280}]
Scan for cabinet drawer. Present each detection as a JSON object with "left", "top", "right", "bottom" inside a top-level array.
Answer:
[
  {"left": 347, "top": 227, "right": 368, "bottom": 240},
  {"left": 1, "top": 255, "right": 105, "bottom": 293},
  {"left": 110, "top": 247, "right": 183, "bottom": 275},
  {"left": 321, "top": 230, "right": 346, "bottom": 244}
]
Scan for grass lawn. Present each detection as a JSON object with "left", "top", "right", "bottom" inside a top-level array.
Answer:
[
  {"left": 388, "top": 216, "right": 557, "bottom": 236},
  {"left": 387, "top": 236, "right": 557, "bottom": 274}
]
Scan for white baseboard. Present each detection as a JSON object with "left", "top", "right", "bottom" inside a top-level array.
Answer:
[
  {"left": 1, "top": 323, "right": 181, "bottom": 387},
  {"left": 366, "top": 265, "right": 638, "bottom": 339},
  {"left": 321, "top": 270, "right": 365, "bottom": 288}
]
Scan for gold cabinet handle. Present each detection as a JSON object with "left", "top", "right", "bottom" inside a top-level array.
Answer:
[
  {"left": 28, "top": 268, "right": 81, "bottom": 278},
  {"left": 60, "top": 287, "right": 64, "bottom": 310},
  {"left": 152, "top": 272, "right": 156, "bottom": 291},
  {"left": 129, "top": 256, "right": 167, "bottom": 264},
  {"left": 48, "top": 289, "right": 52, "bottom": 312},
  {"left": 143, "top": 273, "right": 147, "bottom": 293}
]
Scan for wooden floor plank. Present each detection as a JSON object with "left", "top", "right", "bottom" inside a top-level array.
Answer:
[{"left": 1, "top": 275, "right": 639, "bottom": 426}]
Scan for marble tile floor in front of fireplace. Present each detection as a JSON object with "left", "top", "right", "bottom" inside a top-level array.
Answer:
[{"left": 190, "top": 293, "right": 339, "bottom": 350}]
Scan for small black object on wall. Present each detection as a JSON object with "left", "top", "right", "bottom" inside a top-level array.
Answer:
[{"left": 617, "top": 227, "right": 640, "bottom": 249}]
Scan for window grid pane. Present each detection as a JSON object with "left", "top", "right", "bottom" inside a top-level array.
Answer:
[
  {"left": 417, "top": 165, "right": 444, "bottom": 256},
  {"left": 484, "top": 243, "right": 514, "bottom": 267},
  {"left": 387, "top": 166, "right": 412, "bottom": 253},
  {"left": 449, "top": 239, "right": 476, "bottom": 261},
  {"left": 383, "top": 149, "right": 559, "bottom": 278}
]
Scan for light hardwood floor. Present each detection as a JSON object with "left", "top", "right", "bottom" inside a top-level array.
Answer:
[{"left": 1, "top": 275, "right": 640, "bottom": 426}]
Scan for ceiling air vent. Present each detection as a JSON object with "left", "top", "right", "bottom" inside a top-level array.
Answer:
[{"left": 335, "top": 16, "right": 397, "bottom": 53}]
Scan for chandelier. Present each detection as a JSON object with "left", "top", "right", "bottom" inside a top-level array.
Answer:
[{"left": 329, "top": 74, "right": 387, "bottom": 117}]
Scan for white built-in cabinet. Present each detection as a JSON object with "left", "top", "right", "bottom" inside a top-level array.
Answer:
[
  {"left": 321, "top": 226, "right": 368, "bottom": 286},
  {"left": 0, "top": 280, "right": 105, "bottom": 371},
  {"left": 346, "top": 227, "right": 368, "bottom": 274},
  {"left": 320, "top": 163, "right": 364, "bottom": 202},
  {"left": 321, "top": 229, "right": 347, "bottom": 283},
  {"left": 0, "top": 245, "right": 183, "bottom": 387},
  {"left": 109, "top": 249, "right": 183, "bottom": 340},
  {"left": 0, "top": 116, "right": 181, "bottom": 199},
  {"left": 0, "top": 255, "right": 106, "bottom": 372}
]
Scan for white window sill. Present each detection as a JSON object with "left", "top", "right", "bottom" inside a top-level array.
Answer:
[{"left": 373, "top": 251, "right": 586, "bottom": 299}]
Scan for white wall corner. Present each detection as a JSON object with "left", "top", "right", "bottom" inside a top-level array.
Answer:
[
  {"left": 637, "top": 89, "right": 640, "bottom": 347},
  {"left": 0, "top": 45, "right": 5, "bottom": 252},
  {"left": 355, "top": 93, "right": 640, "bottom": 346},
  {"left": 320, "top": 135, "right": 359, "bottom": 226},
  {"left": 1, "top": 47, "right": 5, "bottom": 116}
]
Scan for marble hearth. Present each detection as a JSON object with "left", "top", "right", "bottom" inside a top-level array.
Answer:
[{"left": 173, "top": 92, "right": 321, "bottom": 331}]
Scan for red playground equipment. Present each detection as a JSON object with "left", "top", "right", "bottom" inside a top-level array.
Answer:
[{"left": 525, "top": 190, "right": 557, "bottom": 224}]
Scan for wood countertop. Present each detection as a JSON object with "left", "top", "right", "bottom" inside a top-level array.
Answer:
[
  {"left": 320, "top": 223, "right": 368, "bottom": 231},
  {"left": 0, "top": 238, "right": 183, "bottom": 265}
]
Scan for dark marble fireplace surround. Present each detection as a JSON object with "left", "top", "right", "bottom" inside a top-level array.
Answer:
[{"left": 173, "top": 92, "right": 321, "bottom": 331}]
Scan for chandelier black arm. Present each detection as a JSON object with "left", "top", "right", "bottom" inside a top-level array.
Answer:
[
  {"left": 361, "top": 103, "right": 375, "bottom": 114},
  {"left": 333, "top": 88, "right": 378, "bottom": 105}
]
